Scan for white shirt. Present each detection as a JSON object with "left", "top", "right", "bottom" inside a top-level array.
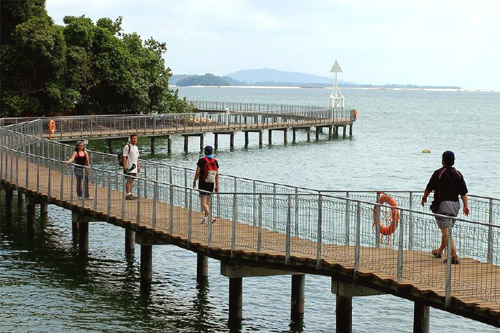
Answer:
[{"left": 123, "top": 144, "right": 139, "bottom": 173}]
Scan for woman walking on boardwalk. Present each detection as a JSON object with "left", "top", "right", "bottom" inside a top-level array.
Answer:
[{"left": 65, "top": 141, "right": 92, "bottom": 199}]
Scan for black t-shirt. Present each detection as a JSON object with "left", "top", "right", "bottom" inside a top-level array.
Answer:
[
  {"left": 426, "top": 166, "right": 468, "bottom": 202},
  {"left": 197, "top": 157, "right": 219, "bottom": 190}
]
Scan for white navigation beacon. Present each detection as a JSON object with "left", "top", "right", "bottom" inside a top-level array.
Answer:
[{"left": 330, "top": 60, "right": 344, "bottom": 109}]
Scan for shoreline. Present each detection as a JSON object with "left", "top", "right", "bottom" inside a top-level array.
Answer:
[{"left": 173, "top": 85, "right": 499, "bottom": 93}]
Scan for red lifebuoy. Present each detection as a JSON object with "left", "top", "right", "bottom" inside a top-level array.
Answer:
[
  {"left": 353, "top": 109, "right": 358, "bottom": 120},
  {"left": 373, "top": 193, "right": 399, "bottom": 235}
]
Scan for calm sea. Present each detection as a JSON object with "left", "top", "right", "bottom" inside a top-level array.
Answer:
[{"left": 1, "top": 87, "right": 499, "bottom": 332}]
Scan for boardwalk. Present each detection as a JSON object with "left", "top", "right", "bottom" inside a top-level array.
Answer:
[{"left": 1, "top": 113, "right": 499, "bottom": 330}]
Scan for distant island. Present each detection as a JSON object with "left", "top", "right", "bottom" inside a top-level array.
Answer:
[{"left": 171, "top": 68, "right": 461, "bottom": 90}]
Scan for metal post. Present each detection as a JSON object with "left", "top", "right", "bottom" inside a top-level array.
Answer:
[
  {"left": 188, "top": 189, "right": 193, "bottom": 248},
  {"left": 397, "top": 209, "right": 404, "bottom": 282},
  {"left": 257, "top": 194, "right": 263, "bottom": 252},
  {"left": 294, "top": 187, "right": 299, "bottom": 237},
  {"left": 354, "top": 201, "right": 361, "bottom": 278},
  {"left": 285, "top": 195, "right": 291, "bottom": 265},
  {"left": 487, "top": 198, "right": 493, "bottom": 264},
  {"left": 231, "top": 192, "right": 237, "bottom": 257},
  {"left": 375, "top": 192, "right": 381, "bottom": 248},
  {"left": 444, "top": 221, "right": 453, "bottom": 308},
  {"left": 152, "top": 181, "right": 158, "bottom": 229},
  {"left": 344, "top": 192, "right": 350, "bottom": 246},
  {"left": 409, "top": 191, "right": 414, "bottom": 250},
  {"left": 169, "top": 184, "right": 174, "bottom": 238},
  {"left": 316, "top": 194, "right": 323, "bottom": 270},
  {"left": 272, "top": 183, "right": 277, "bottom": 230}
]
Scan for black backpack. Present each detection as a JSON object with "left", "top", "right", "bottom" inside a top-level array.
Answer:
[{"left": 118, "top": 144, "right": 131, "bottom": 167}]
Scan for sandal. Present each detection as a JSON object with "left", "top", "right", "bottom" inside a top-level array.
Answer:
[
  {"left": 443, "top": 257, "right": 460, "bottom": 265},
  {"left": 431, "top": 249, "right": 442, "bottom": 258}
]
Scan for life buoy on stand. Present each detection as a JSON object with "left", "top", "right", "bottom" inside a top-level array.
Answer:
[
  {"left": 48, "top": 120, "right": 56, "bottom": 138},
  {"left": 373, "top": 192, "right": 399, "bottom": 236},
  {"left": 353, "top": 109, "right": 358, "bottom": 120}
]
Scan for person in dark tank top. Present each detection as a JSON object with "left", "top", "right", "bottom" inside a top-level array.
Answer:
[{"left": 65, "top": 141, "right": 92, "bottom": 199}]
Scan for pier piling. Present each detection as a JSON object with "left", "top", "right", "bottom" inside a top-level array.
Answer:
[
  {"left": 291, "top": 274, "right": 305, "bottom": 322},
  {"left": 27, "top": 196, "right": 36, "bottom": 234},
  {"left": 125, "top": 229, "right": 136, "bottom": 256},
  {"left": 107, "top": 139, "right": 113, "bottom": 154},
  {"left": 413, "top": 302, "right": 430, "bottom": 333},
  {"left": 336, "top": 295, "right": 353, "bottom": 333},
  {"left": 40, "top": 202, "right": 48, "bottom": 219},
  {"left": 140, "top": 244, "right": 153, "bottom": 292},
  {"left": 196, "top": 253, "right": 209, "bottom": 284},
  {"left": 229, "top": 277, "right": 243, "bottom": 324}
]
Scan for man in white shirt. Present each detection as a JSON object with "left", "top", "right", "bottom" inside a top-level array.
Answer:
[{"left": 122, "top": 134, "right": 140, "bottom": 200}]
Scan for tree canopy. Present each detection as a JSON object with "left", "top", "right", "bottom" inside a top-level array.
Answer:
[{"left": 0, "top": 0, "right": 191, "bottom": 117}]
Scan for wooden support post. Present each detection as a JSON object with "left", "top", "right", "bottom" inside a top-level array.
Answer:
[
  {"left": 283, "top": 129, "right": 288, "bottom": 145},
  {"left": 167, "top": 135, "right": 172, "bottom": 154},
  {"left": 349, "top": 124, "right": 353, "bottom": 136},
  {"left": 413, "top": 301, "right": 430, "bottom": 333},
  {"left": 328, "top": 126, "right": 333, "bottom": 139},
  {"left": 27, "top": 196, "right": 36, "bottom": 234},
  {"left": 125, "top": 229, "right": 136, "bottom": 256},
  {"left": 229, "top": 277, "right": 243, "bottom": 324},
  {"left": 292, "top": 129, "right": 297, "bottom": 143},
  {"left": 107, "top": 139, "right": 113, "bottom": 153},
  {"left": 315, "top": 127, "right": 321, "bottom": 140},
  {"left": 40, "top": 202, "right": 48, "bottom": 219},
  {"left": 214, "top": 134, "right": 219, "bottom": 150},
  {"left": 150, "top": 137, "right": 155, "bottom": 155},
  {"left": 268, "top": 129, "right": 272, "bottom": 146},
  {"left": 230, "top": 133, "right": 235, "bottom": 150},
  {"left": 291, "top": 274, "right": 305, "bottom": 322},
  {"left": 306, "top": 129, "right": 311, "bottom": 142},
  {"left": 343, "top": 126, "right": 347, "bottom": 138},
  {"left": 79, "top": 219, "right": 89, "bottom": 257},
  {"left": 200, "top": 134, "right": 204, "bottom": 152},
  {"left": 244, "top": 132, "right": 249, "bottom": 147},
  {"left": 140, "top": 244, "right": 153, "bottom": 292},
  {"left": 18, "top": 191, "right": 25, "bottom": 205},
  {"left": 258, "top": 131, "right": 263, "bottom": 147},
  {"left": 5, "top": 188, "right": 14, "bottom": 217},
  {"left": 336, "top": 295, "right": 352, "bottom": 333},
  {"left": 196, "top": 253, "right": 208, "bottom": 284},
  {"left": 335, "top": 126, "right": 339, "bottom": 136},
  {"left": 184, "top": 136, "right": 188, "bottom": 153}
]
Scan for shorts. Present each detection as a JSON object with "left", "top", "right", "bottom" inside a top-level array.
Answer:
[
  {"left": 124, "top": 172, "right": 137, "bottom": 180},
  {"left": 435, "top": 201, "right": 460, "bottom": 229},
  {"left": 199, "top": 183, "right": 214, "bottom": 197}
]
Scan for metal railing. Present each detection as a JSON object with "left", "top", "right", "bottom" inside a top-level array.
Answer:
[{"left": 0, "top": 117, "right": 499, "bottom": 312}]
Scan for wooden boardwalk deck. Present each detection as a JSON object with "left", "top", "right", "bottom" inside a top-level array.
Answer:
[{"left": 1, "top": 154, "right": 499, "bottom": 327}]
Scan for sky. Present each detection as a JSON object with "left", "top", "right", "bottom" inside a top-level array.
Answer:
[{"left": 45, "top": 0, "right": 500, "bottom": 90}]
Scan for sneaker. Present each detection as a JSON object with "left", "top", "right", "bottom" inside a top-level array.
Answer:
[
  {"left": 126, "top": 194, "right": 137, "bottom": 200},
  {"left": 200, "top": 216, "right": 207, "bottom": 224},
  {"left": 85, "top": 196, "right": 93, "bottom": 200}
]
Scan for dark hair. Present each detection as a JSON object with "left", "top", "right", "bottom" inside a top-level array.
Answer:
[
  {"left": 74, "top": 141, "right": 85, "bottom": 152},
  {"left": 130, "top": 134, "right": 138, "bottom": 140},
  {"left": 442, "top": 150, "right": 455, "bottom": 166}
]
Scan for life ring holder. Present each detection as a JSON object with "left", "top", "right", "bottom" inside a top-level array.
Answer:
[
  {"left": 372, "top": 192, "right": 399, "bottom": 236},
  {"left": 48, "top": 120, "right": 56, "bottom": 135}
]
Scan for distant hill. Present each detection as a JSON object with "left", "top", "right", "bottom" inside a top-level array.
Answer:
[
  {"left": 227, "top": 68, "right": 340, "bottom": 85},
  {"left": 173, "top": 73, "right": 231, "bottom": 86}
]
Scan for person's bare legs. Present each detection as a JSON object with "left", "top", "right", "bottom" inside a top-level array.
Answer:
[
  {"left": 439, "top": 227, "right": 457, "bottom": 258},
  {"left": 126, "top": 177, "right": 134, "bottom": 194},
  {"left": 201, "top": 195, "right": 211, "bottom": 217}
]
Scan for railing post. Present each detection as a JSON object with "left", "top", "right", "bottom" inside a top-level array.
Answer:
[
  {"left": 257, "top": 194, "right": 263, "bottom": 252},
  {"left": 121, "top": 173, "right": 126, "bottom": 220},
  {"left": 169, "top": 184, "right": 174, "bottom": 238},
  {"left": 375, "top": 192, "right": 381, "bottom": 248},
  {"left": 285, "top": 195, "right": 291, "bottom": 265},
  {"left": 253, "top": 180, "right": 257, "bottom": 227},
  {"left": 48, "top": 160, "right": 52, "bottom": 203},
  {"left": 107, "top": 172, "right": 112, "bottom": 220},
  {"left": 152, "top": 181, "right": 158, "bottom": 229},
  {"left": 409, "top": 191, "right": 414, "bottom": 250},
  {"left": 37, "top": 158, "right": 40, "bottom": 192},
  {"left": 187, "top": 188, "right": 193, "bottom": 248},
  {"left": 354, "top": 201, "right": 361, "bottom": 279},
  {"left": 60, "top": 161, "right": 64, "bottom": 203},
  {"left": 487, "top": 198, "right": 493, "bottom": 264},
  {"left": 272, "top": 183, "right": 277, "bottom": 230},
  {"left": 231, "top": 192, "right": 237, "bottom": 257},
  {"left": 316, "top": 194, "right": 323, "bottom": 270},
  {"left": 93, "top": 167, "right": 98, "bottom": 214},
  {"left": 136, "top": 178, "right": 142, "bottom": 226},
  {"left": 294, "top": 187, "right": 299, "bottom": 237},
  {"left": 184, "top": 168, "right": 188, "bottom": 209},
  {"left": 444, "top": 219, "right": 453, "bottom": 308},
  {"left": 397, "top": 209, "right": 404, "bottom": 282},
  {"left": 344, "top": 192, "right": 350, "bottom": 246}
]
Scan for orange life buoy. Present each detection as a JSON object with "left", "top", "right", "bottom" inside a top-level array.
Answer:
[
  {"left": 372, "top": 193, "right": 399, "bottom": 235},
  {"left": 353, "top": 109, "right": 358, "bottom": 120},
  {"left": 48, "top": 120, "right": 56, "bottom": 134}
]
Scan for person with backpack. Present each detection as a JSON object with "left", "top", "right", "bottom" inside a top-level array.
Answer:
[
  {"left": 421, "top": 150, "right": 469, "bottom": 264},
  {"left": 121, "top": 134, "right": 140, "bottom": 200},
  {"left": 193, "top": 145, "right": 219, "bottom": 224}
]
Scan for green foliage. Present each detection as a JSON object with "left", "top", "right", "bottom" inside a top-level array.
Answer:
[
  {"left": 1, "top": 1, "right": 190, "bottom": 117},
  {"left": 175, "top": 73, "right": 230, "bottom": 86}
]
